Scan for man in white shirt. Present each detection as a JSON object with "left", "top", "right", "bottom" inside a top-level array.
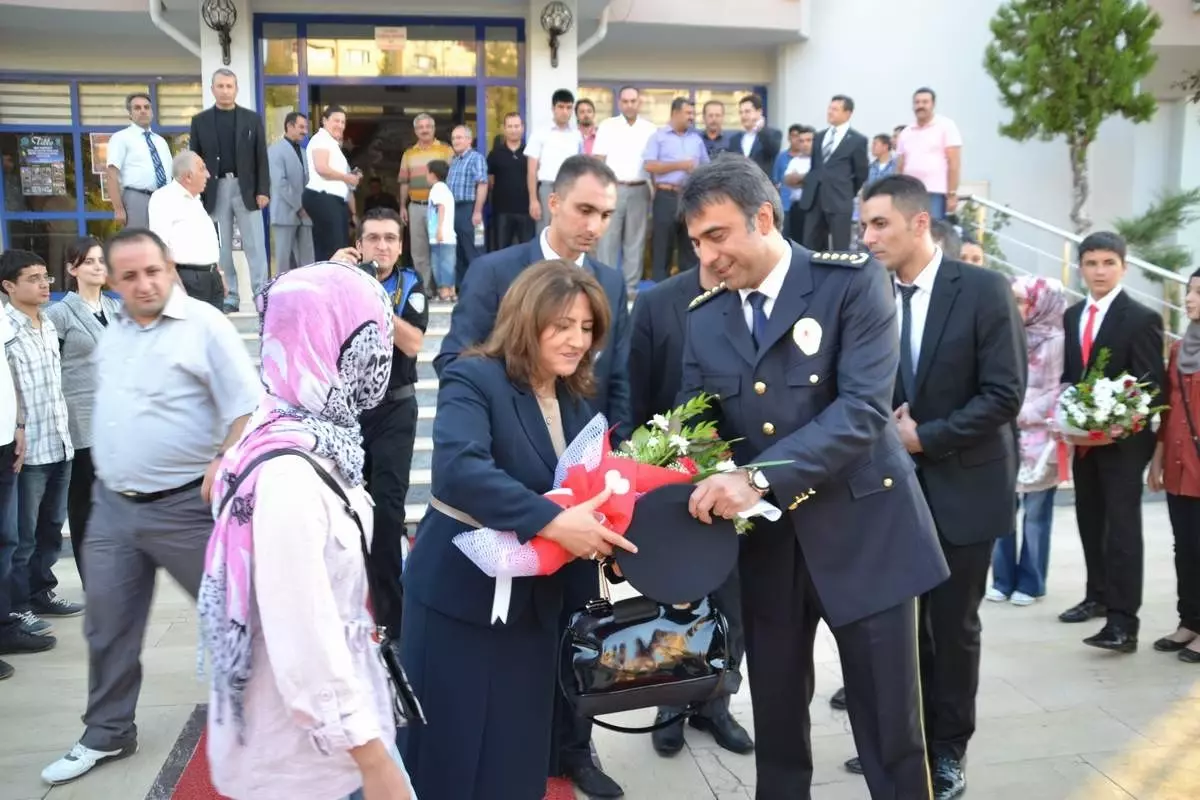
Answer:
[
  {"left": 525, "top": 88, "right": 583, "bottom": 234},
  {"left": 104, "top": 93, "right": 172, "bottom": 230},
  {"left": 592, "top": 86, "right": 657, "bottom": 294},
  {"left": 149, "top": 152, "right": 225, "bottom": 309}
]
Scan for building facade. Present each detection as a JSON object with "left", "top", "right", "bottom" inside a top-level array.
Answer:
[{"left": 0, "top": 0, "right": 1196, "bottom": 285}]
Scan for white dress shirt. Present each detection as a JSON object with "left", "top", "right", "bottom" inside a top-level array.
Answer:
[
  {"left": 822, "top": 121, "right": 850, "bottom": 158},
  {"left": 540, "top": 228, "right": 586, "bottom": 267},
  {"left": 106, "top": 123, "right": 173, "bottom": 192},
  {"left": 305, "top": 128, "right": 349, "bottom": 199},
  {"left": 895, "top": 248, "right": 944, "bottom": 366},
  {"left": 592, "top": 116, "right": 657, "bottom": 182},
  {"left": 738, "top": 245, "right": 792, "bottom": 331},
  {"left": 740, "top": 129, "right": 758, "bottom": 157},
  {"left": 148, "top": 180, "right": 220, "bottom": 265},
  {"left": 525, "top": 125, "right": 583, "bottom": 183},
  {"left": 1080, "top": 285, "right": 1123, "bottom": 345}
]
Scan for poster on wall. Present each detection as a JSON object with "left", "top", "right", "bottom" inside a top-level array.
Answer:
[
  {"left": 18, "top": 134, "right": 67, "bottom": 197},
  {"left": 90, "top": 133, "right": 111, "bottom": 174},
  {"left": 375, "top": 26, "right": 408, "bottom": 50}
]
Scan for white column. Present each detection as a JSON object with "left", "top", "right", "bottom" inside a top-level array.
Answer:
[
  {"left": 199, "top": 0, "right": 256, "bottom": 110},
  {"left": 1178, "top": 101, "right": 1200, "bottom": 271},
  {"left": 526, "top": 0, "right": 579, "bottom": 132}
]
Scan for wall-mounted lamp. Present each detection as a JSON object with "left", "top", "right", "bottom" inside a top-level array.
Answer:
[
  {"left": 201, "top": 0, "right": 239, "bottom": 66},
  {"left": 540, "top": 1, "right": 574, "bottom": 68}
]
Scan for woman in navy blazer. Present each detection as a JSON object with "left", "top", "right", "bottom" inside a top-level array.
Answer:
[{"left": 398, "top": 259, "right": 636, "bottom": 799}]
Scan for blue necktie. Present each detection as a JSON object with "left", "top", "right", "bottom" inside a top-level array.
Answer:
[
  {"left": 145, "top": 131, "right": 167, "bottom": 188},
  {"left": 747, "top": 291, "right": 769, "bottom": 350}
]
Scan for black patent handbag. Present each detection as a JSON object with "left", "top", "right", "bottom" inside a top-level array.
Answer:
[{"left": 558, "top": 567, "right": 732, "bottom": 734}]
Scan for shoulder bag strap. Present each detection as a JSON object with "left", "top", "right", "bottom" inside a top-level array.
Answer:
[{"left": 1175, "top": 365, "right": 1200, "bottom": 463}]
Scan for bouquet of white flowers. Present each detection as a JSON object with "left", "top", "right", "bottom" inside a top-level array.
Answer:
[{"left": 1053, "top": 348, "right": 1165, "bottom": 442}]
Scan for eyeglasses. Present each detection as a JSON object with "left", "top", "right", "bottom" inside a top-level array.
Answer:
[
  {"left": 362, "top": 234, "right": 401, "bottom": 245},
  {"left": 22, "top": 275, "right": 54, "bottom": 286}
]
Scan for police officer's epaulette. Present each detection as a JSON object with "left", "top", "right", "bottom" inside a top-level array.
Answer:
[
  {"left": 810, "top": 250, "right": 870, "bottom": 267},
  {"left": 688, "top": 281, "right": 727, "bottom": 311}
]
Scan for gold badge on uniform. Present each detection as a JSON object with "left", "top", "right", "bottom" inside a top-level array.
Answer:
[{"left": 792, "top": 317, "right": 822, "bottom": 356}]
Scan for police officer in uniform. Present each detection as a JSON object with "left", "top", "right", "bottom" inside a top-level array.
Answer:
[
  {"left": 335, "top": 206, "right": 428, "bottom": 634},
  {"left": 677, "top": 157, "right": 949, "bottom": 800}
]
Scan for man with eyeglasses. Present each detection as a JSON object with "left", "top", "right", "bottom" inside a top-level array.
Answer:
[
  {"left": 332, "top": 207, "right": 427, "bottom": 634},
  {"left": 0, "top": 250, "right": 82, "bottom": 645},
  {"left": 105, "top": 92, "right": 173, "bottom": 230}
]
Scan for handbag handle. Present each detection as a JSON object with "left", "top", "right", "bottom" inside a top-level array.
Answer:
[{"left": 1176, "top": 365, "right": 1200, "bottom": 464}]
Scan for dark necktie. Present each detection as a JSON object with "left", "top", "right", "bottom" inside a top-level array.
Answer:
[
  {"left": 747, "top": 291, "right": 769, "bottom": 350},
  {"left": 897, "top": 284, "right": 918, "bottom": 401},
  {"left": 822, "top": 130, "right": 835, "bottom": 162},
  {"left": 145, "top": 131, "right": 167, "bottom": 188}
]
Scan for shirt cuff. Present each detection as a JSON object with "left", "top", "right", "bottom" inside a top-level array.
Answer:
[{"left": 308, "top": 691, "right": 384, "bottom": 755}]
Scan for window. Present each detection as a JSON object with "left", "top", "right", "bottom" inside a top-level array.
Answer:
[
  {"left": 305, "top": 23, "right": 477, "bottom": 78},
  {"left": 0, "top": 82, "right": 72, "bottom": 126},
  {"left": 485, "top": 87, "right": 519, "bottom": 151},
  {"left": 156, "top": 83, "right": 203, "bottom": 128},
  {"left": 264, "top": 85, "right": 301, "bottom": 145},
  {"left": 637, "top": 89, "right": 692, "bottom": 127},
  {"left": 577, "top": 87, "right": 613, "bottom": 120},
  {"left": 262, "top": 22, "right": 300, "bottom": 76},
  {"left": 485, "top": 27, "right": 521, "bottom": 78},
  {"left": 79, "top": 83, "right": 150, "bottom": 126}
]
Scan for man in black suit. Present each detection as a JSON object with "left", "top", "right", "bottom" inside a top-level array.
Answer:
[
  {"left": 800, "top": 95, "right": 868, "bottom": 252},
  {"left": 727, "top": 94, "right": 783, "bottom": 178},
  {"left": 678, "top": 158, "right": 949, "bottom": 800},
  {"left": 628, "top": 261, "right": 754, "bottom": 759},
  {"left": 1058, "top": 231, "right": 1164, "bottom": 652},
  {"left": 860, "top": 175, "right": 1026, "bottom": 800},
  {"left": 189, "top": 68, "right": 270, "bottom": 312},
  {"left": 435, "top": 154, "right": 631, "bottom": 799}
]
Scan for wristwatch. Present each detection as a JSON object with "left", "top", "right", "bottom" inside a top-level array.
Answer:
[{"left": 746, "top": 468, "right": 770, "bottom": 495}]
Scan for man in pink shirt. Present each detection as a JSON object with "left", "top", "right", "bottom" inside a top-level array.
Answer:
[{"left": 896, "top": 87, "right": 962, "bottom": 220}]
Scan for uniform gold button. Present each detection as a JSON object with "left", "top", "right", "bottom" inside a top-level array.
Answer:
[
  {"left": 809, "top": 374, "right": 819, "bottom": 384},
  {"left": 754, "top": 381, "right": 767, "bottom": 395},
  {"left": 762, "top": 422, "right": 776, "bottom": 436},
  {"left": 883, "top": 477, "right": 894, "bottom": 488}
]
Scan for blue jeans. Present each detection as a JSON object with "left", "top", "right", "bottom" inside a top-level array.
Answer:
[
  {"left": 929, "top": 192, "right": 948, "bottom": 220},
  {"left": 0, "top": 443, "right": 20, "bottom": 633},
  {"left": 10, "top": 459, "right": 70, "bottom": 611},
  {"left": 430, "top": 243, "right": 456, "bottom": 291},
  {"left": 991, "top": 488, "right": 1056, "bottom": 598}
]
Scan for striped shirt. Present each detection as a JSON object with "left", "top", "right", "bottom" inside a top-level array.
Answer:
[
  {"left": 399, "top": 140, "right": 454, "bottom": 202},
  {"left": 4, "top": 304, "right": 72, "bottom": 466},
  {"left": 447, "top": 149, "right": 487, "bottom": 203}
]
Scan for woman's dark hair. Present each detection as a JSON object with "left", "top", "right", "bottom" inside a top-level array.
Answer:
[
  {"left": 467, "top": 260, "right": 611, "bottom": 398},
  {"left": 64, "top": 236, "right": 104, "bottom": 291}
]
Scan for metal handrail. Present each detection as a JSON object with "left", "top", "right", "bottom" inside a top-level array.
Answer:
[{"left": 964, "top": 195, "right": 1188, "bottom": 286}]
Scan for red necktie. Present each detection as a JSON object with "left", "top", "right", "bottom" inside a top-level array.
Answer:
[{"left": 1081, "top": 304, "right": 1099, "bottom": 366}]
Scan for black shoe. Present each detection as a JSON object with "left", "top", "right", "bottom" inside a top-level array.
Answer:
[
  {"left": 651, "top": 708, "right": 686, "bottom": 756},
  {"left": 1059, "top": 600, "right": 1106, "bottom": 623},
  {"left": 689, "top": 709, "right": 754, "bottom": 755},
  {"left": 1179, "top": 647, "right": 1200, "bottom": 664},
  {"left": 932, "top": 755, "right": 966, "bottom": 800},
  {"left": 0, "top": 627, "right": 57, "bottom": 655},
  {"left": 844, "top": 756, "right": 864, "bottom": 775},
  {"left": 1153, "top": 636, "right": 1192, "bottom": 652},
  {"left": 830, "top": 686, "right": 847, "bottom": 710},
  {"left": 0, "top": 659, "right": 11, "bottom": 680},
  {"left": 564, "top": 763, "right": 624, "bottom": 798},
  {"left": 1083, "top": 625, "right": 1138, "bottom": 654}
]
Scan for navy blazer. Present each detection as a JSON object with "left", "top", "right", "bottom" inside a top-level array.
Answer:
[
  {"left": 629, "top": 268, "right": 701, "bottom": 425},
  {"left": 434, "top": 237, "right": 633, "bottom": 438},
  {"left": 403, "top": 356, "right": 596, "bottom": 629},
  {"left": 680, "top": 243, "right": 949, "bottom": 627}
]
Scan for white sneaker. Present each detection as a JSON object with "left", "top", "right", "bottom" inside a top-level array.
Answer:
[
  {"left": 985, "top": 587, "right": 1008, "bottom": 603},
  {"left": 1010, "top": 591, "right": 1038, "bottom": 607},
  {"left": 41, "top": 741, "right": 137, "bottom": 785}
]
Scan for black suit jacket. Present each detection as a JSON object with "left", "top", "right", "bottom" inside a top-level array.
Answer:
[
  {"left": 189, "top": 105, "right": 270, "bottom": 213},
  {"left": 896, "top": 259, "right": 1027, "bottom": 546},
  {"left": 1062, "top": 290, "right": 1164, "bottom": 461},
  {"left": 680, "top": 244, "right": 948, "bottom": 627},
  {"left": 434, "top": 237, "right": 633, "bottom": 439},
  {"left": 629, "top": 269, "right": 701, "bottom": 425},
  {"left": 727, "top": 127, "right": 783, "bottom": 177},
  {"left": 799, "top": 127, "right": 869, "bottom": 215}
]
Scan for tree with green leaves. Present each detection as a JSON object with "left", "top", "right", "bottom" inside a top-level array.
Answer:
[
  {"left": 984, "top": 0, "right": 1161, "bottom": 234},
  {"left": 1113, "top": 188, "right": 1200, "bottom": 333}
]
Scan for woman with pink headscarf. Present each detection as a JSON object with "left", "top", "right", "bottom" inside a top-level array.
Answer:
[
  {"left": 987, "top": 276, "right": 1068, "bottom": 606},
  {"left": 199, "top": 261, "right": 414, "bottom": 799}
]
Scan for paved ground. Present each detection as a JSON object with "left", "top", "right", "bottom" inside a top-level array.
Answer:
[{"left": 2, "top": 503, "right": 1199, "bottom": 800}]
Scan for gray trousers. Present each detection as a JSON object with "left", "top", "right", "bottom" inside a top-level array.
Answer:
[
  {"left": 271, "top": 223, "right": 314, "bottom": 274},
  {"left": 535, "top": 181, "right": 554, "bottom": 235},
  {"left": 408, "top": 202, "right": 431, "bottom": 287},
  {"left": 212, "top": 176, "right": 268, "bottom": 309},
  {"left": 120, "top": 189, "right": 152, "bottom": 230},
  {"left": 596, "top": 183, "right": 651, "bottom": 292},
  {"left": 80, "top": 483, "right": 211, "bottom": 751}
]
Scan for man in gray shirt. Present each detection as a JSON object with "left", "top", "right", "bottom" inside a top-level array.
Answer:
[{"left": 41, "top": 228, "right": 261, "bottom": 786}]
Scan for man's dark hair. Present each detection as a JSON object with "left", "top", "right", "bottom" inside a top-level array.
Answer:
[
  {"left": 551, "top": 89, "right": 575, "bottom": 107},
  {"left": 125, "top": 92, "right": 152, "bottom": 113},
  {"left": 359, "top": 207, "right": 403, "bottom": 231},
  {"left": 670, "top": 97, "right": 692, "bottom": 114},
  {"left": 738, "top": 94, "right": 764, "bottom": 111},
  {"left": 503, "top": 111, "right": 523, "bottom": 124},
  {"left": 873, "top": 133, "right": 892, "bottom": 149},
  {"left": 1190, "top": 267, "right": 1200, "bottom": 283},
  {"left": 893, "top": 124, "right": 906, "bottom": 137},
  {"left": 321, "top": 105, "right": 346, "bottom": 120},
  {"left": 427, "top": 159, "right": 449, "bottom": 182},
  {"left": 831, "top": 94, "right": 855, "bottom": 113},
  {"left": 1078, "top": 231, "right": 1127, "bottom": 263},
  {"left": 788, "top": 124, "right": 816, "bottom": 137},
  {"left": 930, "top": 220, "right": 962, "bottom": 260},
  {"left": 575, "top": 99, "right": 594, "bottom": 114},
  {"left": 862, "top": 174, "right": 932, "bottom": 219},
  {"left": 284, "top": 111, "right": 307, "bottom": 129},
  {"left": 914, "top": 87, "right": 937, "bottom": 103},
  {"left": 102, "top": 227, "right": 170, "bottom": 270},
  {"left": 0, "top": 249, "right": 45, "bottom": 295},
  {"left": 679, "top": 157, "right": 783, "bottom": 232},
  {"left": 553, "top": 154, "right": 617, "bottom": 195},
  {"left": 702, "top": 100, "right": 724, "bottom": 115}
]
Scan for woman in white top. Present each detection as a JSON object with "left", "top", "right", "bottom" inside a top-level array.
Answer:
[
  {"left": 303, "top": 105, "right": 361, "bottom": 261},
  {"left": 200, "top": 261, "right": 415, "bottom": 800}
]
